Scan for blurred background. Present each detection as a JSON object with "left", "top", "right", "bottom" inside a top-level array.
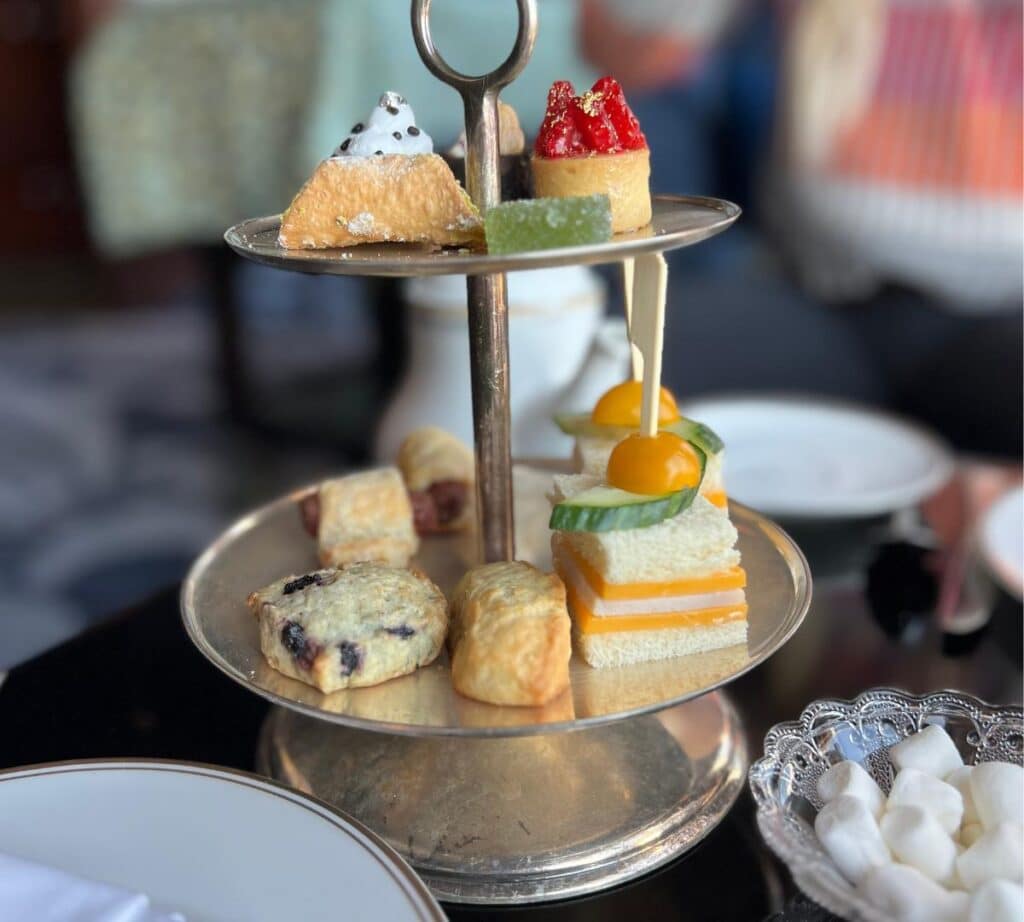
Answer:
[{"left": 1, "top": 0, "right": 1020, "bottom": 668}]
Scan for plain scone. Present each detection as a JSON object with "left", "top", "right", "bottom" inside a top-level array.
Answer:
[{"left": 449, "top": 561, "right": 572, "bottom": 707}]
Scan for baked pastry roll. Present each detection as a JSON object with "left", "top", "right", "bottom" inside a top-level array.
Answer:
[
  {"left": 300, "top": 468, "right": 418, "bottom": 568},
  {"left": 449, "top": 562, "right": 572, "bottom": 707},
  {"left": 397, "top": 427, "right": 475, "bottom": 534},
  {"left": 248, "top": 563, "right": 448, "bottom": 693}
]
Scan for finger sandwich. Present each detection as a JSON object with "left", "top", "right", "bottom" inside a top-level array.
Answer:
[{"left": 550, "top": 473, "right": 747, "bottom": 669}]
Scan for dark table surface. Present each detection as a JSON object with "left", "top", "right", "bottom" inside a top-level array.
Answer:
[{"left": 0, "top": 519, "right": 1020, "bottom": 921}]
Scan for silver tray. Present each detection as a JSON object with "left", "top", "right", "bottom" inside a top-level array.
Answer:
[
  {"left": 181, "top": 471, "right": 811, "bottom": 737},
  {"left": 223, "top": 195, "right": 740, "bottom": 277},
  {"left": 749, "top": 688, "right": 1024, "bottom": 921}
]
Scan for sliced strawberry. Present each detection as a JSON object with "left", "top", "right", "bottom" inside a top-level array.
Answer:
[
  {"left": 589, "top": 76, "right": 647, "bottom": 152},
  {"left": 536, "top": 110, "right": 585, "bottom": 157},
  {"left": 535, "top": 76, "right": 646, "bottom": 157},
  {"left": 573, "top": 90, "right": 617, "bottom": 152},
  {"left": 547, "top": 80, "right": 575, "bottom": 113}
]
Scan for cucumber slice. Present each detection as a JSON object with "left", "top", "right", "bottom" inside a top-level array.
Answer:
[
  {"left": 553, "top": 412, "right": 622, "bottom": 438},
  {"left": 553, "top": 412, "right": 723, "bottom": 456},
  {"left": 669, "top": 418, "right": 724, "bottom": 456},
  {"left": 550, "top": 484, "right": 699, "bottom": 532}
]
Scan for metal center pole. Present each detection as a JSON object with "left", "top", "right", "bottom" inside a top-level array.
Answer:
[
  {"left": 411, "top": 0, "right": 537, "bottom": 562},
  {"left": 465, "top": 92, "right": 513, "bottom": 562}
]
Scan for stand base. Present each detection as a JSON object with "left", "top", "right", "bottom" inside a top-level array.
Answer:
[{"left": 257, "top": 692, "right": 747, "bottom": 905}]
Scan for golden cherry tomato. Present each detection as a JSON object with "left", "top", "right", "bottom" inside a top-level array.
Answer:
[
  {"left": 591, "top": 380, "right": 681, "bottom": 427},
  {"left": 606, "top": 431, "right": 701, "bottom": 495}
]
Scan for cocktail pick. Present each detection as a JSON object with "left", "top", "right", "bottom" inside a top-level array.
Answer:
[
  {"left": 621, "top": 259, "right": 643, "bottom": 381},
  {"left": 629, "top": 253, "right": 668, "bottom": 438}
]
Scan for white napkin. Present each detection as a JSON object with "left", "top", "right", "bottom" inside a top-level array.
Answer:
[{"left": 0, "top": 852, "right": 185, "bottom": 922}]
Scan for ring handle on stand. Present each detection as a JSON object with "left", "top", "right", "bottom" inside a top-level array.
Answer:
[
  {"left": 410, "top": 0, "right": 537, "bottom": 209},
  {"left": 409, "top": 0, "right": 538, "bottom": 564},
  {"left": 411, "top": 0, "right": 536, "bottom": 97}
]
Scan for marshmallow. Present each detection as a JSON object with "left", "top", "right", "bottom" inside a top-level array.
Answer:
[
  {"left": 887, "top": 767, "right": 964, "bottom": 835},
  {"left": 880, "top": 805, "right": 958, "bottom": 883},
  {"left": 969, "top": 879, "right": 1024, "bottom": 922},
  {"left": 817, "top": 760, "right": 886, "bottom": 818},
  {"left": 960, "top": 823, "right": 985, "bottom": 848},
  {"left": 889, "top": 724, "right": 964, "bottom": 779},
  {"left": 814, "top": 794, "right": 891, "bottom": 884},
  {"left": 859, "top": 863, "right": 970, "bottom": 922},
  {"left": 946, "top": 766, "right": 980, "bottom": 825},
  {"left": 969, "top": 762, "right": 1024, "bottom": 829},
  {"left": 956, "top": 823, "right": 1024, "bottom": 890}
]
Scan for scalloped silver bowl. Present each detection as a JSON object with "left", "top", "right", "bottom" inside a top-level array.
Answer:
[{"left": 749, "top": 688, "right": 1024, "bottom": 921}]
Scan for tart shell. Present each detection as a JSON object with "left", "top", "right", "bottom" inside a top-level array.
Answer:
[{"left": 530, "top": 148, "right": 651, "bottom": 234}]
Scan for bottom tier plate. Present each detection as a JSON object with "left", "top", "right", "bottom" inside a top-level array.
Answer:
[
  {"left": 181, "top": 467, "right": 811, "bottom": 736},
  {"left": 257, "top": 691, "right": 747, "bottom": 904}
]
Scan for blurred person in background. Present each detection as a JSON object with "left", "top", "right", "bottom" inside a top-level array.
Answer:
[{"left": 583, "top": 0, "right": 1022, "bottom": 457}]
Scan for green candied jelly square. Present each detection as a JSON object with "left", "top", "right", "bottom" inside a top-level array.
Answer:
[{"left": 484, "top": 194, "right": 612, "bottom": 255}]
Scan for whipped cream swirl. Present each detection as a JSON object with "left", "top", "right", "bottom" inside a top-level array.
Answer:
[{"left": 332, "top": 92, "right": 433, "bottom": 158}]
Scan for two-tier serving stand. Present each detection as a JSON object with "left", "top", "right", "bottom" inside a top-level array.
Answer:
[{"left": 181, "top": 0, "right": 812, "bottom": 905}]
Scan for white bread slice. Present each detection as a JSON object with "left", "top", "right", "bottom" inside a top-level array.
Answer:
[
  {"left": 574, "top": 435, "right": 726, "bottom": 498},
  {"left": 552, "top": 494, "right": 740, "bottom": 584},
  {"left": 574, "top": 618, "right": 747, "bottom": 668},
  {"left": 549, "top": 472, "right": 602, "bottom": 504}
]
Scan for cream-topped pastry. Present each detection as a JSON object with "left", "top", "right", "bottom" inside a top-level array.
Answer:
[
  {"left": 333, "top": 91, "right": 433, "bottom": 157},
  {"left": 278, "top": 91, "right": 482, "bottom": 249}
]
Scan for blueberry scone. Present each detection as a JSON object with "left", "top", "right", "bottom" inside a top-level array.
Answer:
[
  {"left": 248, "top": 563, "right": 448, "bottom": 692},
  {"left": 449, "top": 561, "right": 571, "bottom": 707},
  {"left": 299, "top": 468, "right": 418, "bottom": 568}
]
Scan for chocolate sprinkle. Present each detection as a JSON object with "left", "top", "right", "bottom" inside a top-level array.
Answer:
[
  {"left": 407, "top": 126, "right": 420, "bottom": 136},
  {"left": 392, "top": 131, "right": 402, "bottom": 140},
  {"left": 374, "top": 150, "right": 383, "bottom": 156},
  {"left": 386, "top": 105, "right": 399, "bottom": 115},
  {"left": 339, "top": 138, "right": 351, "bottom": 152},
  {"left": 351, "top": 122, "right": 364, "bottom": 133}
]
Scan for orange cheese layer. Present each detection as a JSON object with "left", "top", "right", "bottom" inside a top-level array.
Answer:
[
  {"left": 561, "top": 544, "right": 746, "bottom": 600},
  {"left": 705, "top": 490, "right": 727, "bottom": 508},
  {"left": 564, "top": 580, "right": 748, "bottom": 635}
]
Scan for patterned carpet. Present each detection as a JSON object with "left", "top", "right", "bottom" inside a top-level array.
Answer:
[{"left": 0, "top": 265, "right": 374, "bottom": 669}]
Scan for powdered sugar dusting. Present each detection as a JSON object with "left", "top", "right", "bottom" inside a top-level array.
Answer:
[{"left": 346, "top": 212, "right": 375, "bottom": 236}]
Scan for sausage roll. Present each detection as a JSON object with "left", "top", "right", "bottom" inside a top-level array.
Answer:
[
  {"left": 300, "top": 468, "right": 418, "bottom": 568},
  {"left": 449, "top": 561, "right": 571, "bottom": 707},
  {"left": 247, "top": 563, "right": 448, "bottom": 692},
  {"left": 397, "top": 427, "right": 475, "bottom": 535}
]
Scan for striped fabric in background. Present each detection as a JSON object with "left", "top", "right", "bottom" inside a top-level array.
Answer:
[{"left": 777, "top": 0, "right": 1022, "bottom": 308}]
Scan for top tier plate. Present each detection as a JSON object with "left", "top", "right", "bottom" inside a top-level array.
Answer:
[{"left": 224, "top": 195, "right": 740, "bottom": 277}]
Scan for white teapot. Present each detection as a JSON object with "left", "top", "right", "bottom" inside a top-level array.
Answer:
[{"left": 375, "top": 266, "right": 631, "bottom": 461}]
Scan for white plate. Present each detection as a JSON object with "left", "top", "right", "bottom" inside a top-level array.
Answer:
[
  {"left": 681, "top": 396, "right": 954, "bottom": 519},
  {"left": 0, "top": 760, "right": 443, "bottom": 922},
  {"left": 980, "top": 485, "right": 1024, "bottom": 599}
]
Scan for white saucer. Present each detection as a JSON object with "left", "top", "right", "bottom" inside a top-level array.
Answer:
[
  {"left": 980, "top": 486, "right": 1023, "bottom": 599},
  {"left": 0, "top": 760, "right": 443, "bottom": 922},
  {"left": 681, "top": 396, "right": 954, "bottom": 519}
]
